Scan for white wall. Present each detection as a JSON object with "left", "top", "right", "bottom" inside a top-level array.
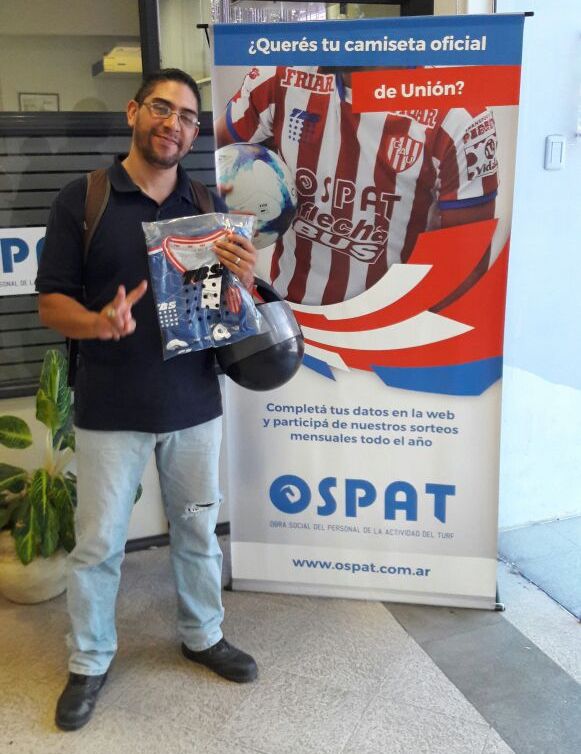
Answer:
[
  {"left": 0, "top": 0, "right": 138, "bottom": 37},
  {"left": 0, "top": 35, "right": 140, "bottom": 112},
  {"left": 0, "top": 0, "right": 141, "bottom": 113},
  {"left": 435, "top": 0, "right": 493, "bottom": 14},
  {"left": 496, "top": 0, "right": 581, "bottom": 527}
]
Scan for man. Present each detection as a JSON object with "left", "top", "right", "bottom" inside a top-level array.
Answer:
[
  {"left": 37, "top": 69, "right": 258, "bottom": 733},
  {"left": 215, "top": 65, "right": 499, "bottom": 307}
]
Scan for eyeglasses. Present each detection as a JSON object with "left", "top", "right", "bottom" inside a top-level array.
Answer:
[{"left": 143, "top": 100, "right": 200, "bottom": 129}]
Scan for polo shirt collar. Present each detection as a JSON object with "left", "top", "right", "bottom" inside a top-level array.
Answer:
[{"left": 108, "top": 155, "right": 194, "bottom": 204}]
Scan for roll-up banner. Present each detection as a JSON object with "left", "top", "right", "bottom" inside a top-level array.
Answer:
[{"left": 211, "top": 14, "right": 525, "bottom": 608}]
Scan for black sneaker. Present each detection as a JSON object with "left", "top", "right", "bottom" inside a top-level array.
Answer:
[
  {"left": 55, "top": 672, "right": 108, "bottom": 731},
  {"left": 182, "top": 638, "right": 258, "bottom": 683}
]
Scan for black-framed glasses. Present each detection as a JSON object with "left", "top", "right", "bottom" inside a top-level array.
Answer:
[{"left": 143, "top": 100, "right": 200, "bottom": 129}]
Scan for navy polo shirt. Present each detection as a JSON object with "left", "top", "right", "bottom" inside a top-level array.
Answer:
[{"left": 36, "top": 157, "right": 226, "bottom": 433}]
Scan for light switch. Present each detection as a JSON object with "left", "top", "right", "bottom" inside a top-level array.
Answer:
[{"left": 544, "top": 135, "right": 566, "bottom": 170}]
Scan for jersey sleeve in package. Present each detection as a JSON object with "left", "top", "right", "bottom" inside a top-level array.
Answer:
[{"left": 143, "top": 213, "right": 260, "bottom": 359}]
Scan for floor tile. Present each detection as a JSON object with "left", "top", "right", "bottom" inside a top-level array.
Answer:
[
  {"left": 106, "top": 634, "right": 262, "bottom": 733},
  {"left": 497, "top": 560, "right": 581, "bottom": 683},
  {"left": 388, "top": 601, "right": 502, "bottom": 644},
  {"left": 220, "top": 671, "right": 372, "bottom": 754},
  {"left": 2, "top": 545, "right": 578, "bottom": 754},
  {"left": 269, "top": 597, "right": 411, "bottom": 695},
  {"left": 378, "top": 639, "right": 486, "bottom": 726},
  {"left": 420, "top": 621, "right": 581, "bottom": 754},
  {"left": 343, "top": 696, "right": 490, "bottom": 754},
  {"left": 79, "top": 705, "right": 262, "bottom": 754},
  {"left": 481, "top": 728, "right": 515, "bottom": 754}
]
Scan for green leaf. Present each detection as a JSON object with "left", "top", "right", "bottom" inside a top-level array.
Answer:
[
  {"left": 134, "top": 484, "right": 143, "bottom": 504},
  {"left": 13, "top": 498, "right": 40, "bottom": 565},
  {"left": 0, "top": 463, "right": 28, "bottom": 494},
  {"left": 40, "top": 503, "right": 59, "bottom": 558},
  {"left": 53, "top": 426, "right": 75, "bottom": 452},
  {"left": 37, "top": 350, "right": 71, "bottom": 433},
  {"left": 52, "top": 475, "right": 76, "bottom": 552},
  {"left": 0, "top": 416, "right": 32, "bottom": 449},
  {"left": 29, "top": 468, "right": 50, "bottom": 530},
  {"left": 35, "top": 388, "right": 59, "bottom": 435}
]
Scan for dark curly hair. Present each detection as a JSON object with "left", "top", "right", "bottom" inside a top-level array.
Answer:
[{"left": 134, "top": 68, "right": 201, "bottom": 110}]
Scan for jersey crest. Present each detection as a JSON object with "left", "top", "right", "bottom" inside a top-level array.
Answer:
[{"left": 386, "top": 135, "right": 423, "bottom": 173}]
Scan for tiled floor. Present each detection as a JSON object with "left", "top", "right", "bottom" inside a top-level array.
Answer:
[
  {"left": 0, "top": 545, "right": 579, "bottom": 754},
  {"left": 498, "top": 516, "right": 581, "bottom": 618}
]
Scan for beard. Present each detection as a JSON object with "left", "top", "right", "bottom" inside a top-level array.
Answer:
[{"left": 135, "top": 128, "right": 188, "bottom": 168}]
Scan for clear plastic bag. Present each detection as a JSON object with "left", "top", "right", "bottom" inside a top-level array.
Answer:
[{"left": 143, "top": 213, "right": 260, "bottom": 359}]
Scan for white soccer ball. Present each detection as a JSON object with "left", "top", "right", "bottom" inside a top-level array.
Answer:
[{"left": 216, "top": 143, "right": 298, "bottom": 250}]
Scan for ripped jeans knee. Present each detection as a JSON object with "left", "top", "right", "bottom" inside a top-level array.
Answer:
[{"left": 181, "top": 500, "right": 218, "bottom": 520}]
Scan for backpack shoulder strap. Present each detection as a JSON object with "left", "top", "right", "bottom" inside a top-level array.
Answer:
[
  {"left": 190, "top": 179, "right": 215, "bottom": 214},
  {"left": 67, "top": 168, "right": 110, "bottom": 388},
  {"left": 83, "top": 168, "right": 110, "bottom": 263}
]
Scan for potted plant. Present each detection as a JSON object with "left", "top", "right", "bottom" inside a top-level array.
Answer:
[{"left": 0, "top": 349, "right": 76, "bottom": 603}]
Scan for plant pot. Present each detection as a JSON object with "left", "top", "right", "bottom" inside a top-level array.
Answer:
[{"left": 0, "top": 531, "right": 67, "bottom": 604}]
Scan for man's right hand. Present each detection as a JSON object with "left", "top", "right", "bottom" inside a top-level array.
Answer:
[{"left": 95, "top": 280, "right": 148, "bottom": 341}]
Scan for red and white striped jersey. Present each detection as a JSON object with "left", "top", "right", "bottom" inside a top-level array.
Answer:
[{"left": 223, "top": 66, "right": 499, "bottom": 305}]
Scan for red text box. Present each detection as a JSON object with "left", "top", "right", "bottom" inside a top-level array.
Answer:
[{"left": 352, "top": 66, "right": 521, "bottom": 112}]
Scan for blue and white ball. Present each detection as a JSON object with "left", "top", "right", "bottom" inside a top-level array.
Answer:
[{"left": 216, "top": 143, "right": 298, "bottom": 250}]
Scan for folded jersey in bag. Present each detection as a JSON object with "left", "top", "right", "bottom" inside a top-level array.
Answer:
[{"left": 143, "top": 213, "right": 261, "bottom": 359}]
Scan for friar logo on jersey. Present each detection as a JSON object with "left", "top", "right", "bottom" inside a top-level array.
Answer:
[
  {"left": 280, "top": 68, "right": 335, "bottom": 94},
  {"left": 395, "top": 109, "right": 438, "bottom": 129},
  {"left": 385, "top": 135, "right": 423, "bottom": 173}
]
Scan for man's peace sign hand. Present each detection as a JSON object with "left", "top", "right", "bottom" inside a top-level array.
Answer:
[{"left": 96, "top": 280, "right": 148, "bottom": 341}]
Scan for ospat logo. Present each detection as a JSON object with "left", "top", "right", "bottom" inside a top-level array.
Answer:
[
  {"left": 269, "top": 474, "right": 455, "bottom": 523},
  {"left": 0, "top": 234, "right": 45, "bottom": 274}
]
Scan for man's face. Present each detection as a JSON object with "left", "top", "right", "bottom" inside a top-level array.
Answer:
[{"left": 127, "top": 80, "right": 200, "bottom": 169}]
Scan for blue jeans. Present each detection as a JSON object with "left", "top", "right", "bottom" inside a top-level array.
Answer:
[{"left": 67, "top": 419, "right": 224, "bottom": 676}]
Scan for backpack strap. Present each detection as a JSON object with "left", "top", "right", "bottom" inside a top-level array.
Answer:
[
  {"left": 83, "top": 168, "right": 110, "bottom": 264},
  {"left": 67, "top": 168, "right": 110, "bottom": 387},
  {"left": 190, "top": 179, "right": 215, "bottom": 214}
]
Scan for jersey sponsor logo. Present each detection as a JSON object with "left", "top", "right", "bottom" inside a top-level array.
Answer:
[
  {"left": 463, "top": 112, "right": 495, "bottom": 143},
  {"left": 464, "top": 134, "right": 498, "bottom": 180},
  {"left": 288, "top": 109, "right": 320, "bottom": 143},
  {"left": 394, "top": 109, "right": 439, "bottom": 129},
  {"left": 280, "top": 68, "right": 335, "bottom": 94},
  {"left": 295, "top": 170, "right": 401, "bottom": 221},
  {"left": 386, "top": 135, "right": 423, "bottom": 173},
  {"left": 292, "top": 201, "right": 391, "bottom": 264}
]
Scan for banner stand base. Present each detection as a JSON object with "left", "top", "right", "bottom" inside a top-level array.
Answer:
[
  {"left": 495, "top": 582, "right": 506, "bottom": 611},
  {"left": 232, "top": 579, "right": 497, "bottom": 611}
]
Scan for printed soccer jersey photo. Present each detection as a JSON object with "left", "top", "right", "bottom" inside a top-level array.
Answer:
[{"left": 218, "top": 66, "right": 499, "bottom": 306}]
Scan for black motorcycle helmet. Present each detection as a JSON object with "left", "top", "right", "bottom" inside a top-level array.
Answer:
[{"left": 216, "top": 278, "right": 304, "bottom": 391}]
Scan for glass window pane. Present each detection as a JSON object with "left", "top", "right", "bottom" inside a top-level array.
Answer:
[
  {"left": 0, "top": 1, "right": 141, "bottom": 113},
  {"left": 159, "top": 0, "right": 215, "bottom": 111},
  {"left": 159, "top": 2, "right": 406, "bottom": 112}
]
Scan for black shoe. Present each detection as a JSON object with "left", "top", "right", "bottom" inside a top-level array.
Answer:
[
  {"left": 55, "top": 672, "right": 108, "bottom": 731},
  {"left": 182, "top": 638, "right": 258, "bottom": 683}
]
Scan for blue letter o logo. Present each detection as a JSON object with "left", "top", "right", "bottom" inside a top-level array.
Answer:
[{"left": 270, "top": 475, "right": 311, "bottom": 514}]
